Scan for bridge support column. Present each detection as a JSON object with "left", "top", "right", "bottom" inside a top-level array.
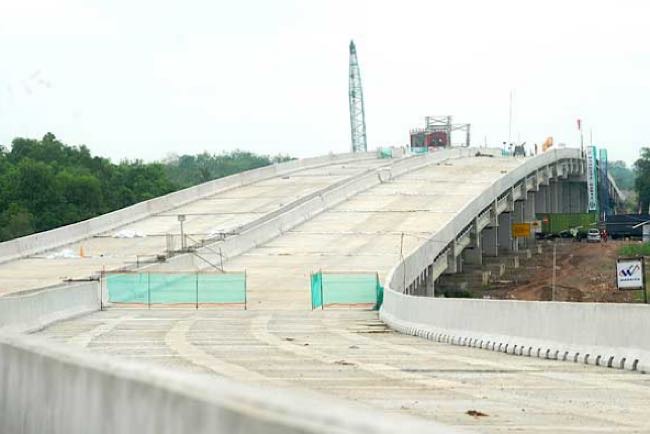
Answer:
[
  {"left": 561, "top": 181, "right": 571, "bottom": 212},
  {"left": 513, "top": 200, "right": 526, "bottom": 249},
  {"left": 578, "top": 182, "right": 588, "bottom": 212},
  {"left": 525, "top": 191, "right": 537, "bottom": 245},
  {"left": 525, "top": 192, "right": 536, "bottom": 220},
  {"left": 481, "top": 226, "right": 498, "bottom": 257},
  {"left": 444, "top": 250, "right": 463, "bottom": 274},
  {"left": 549, "top": 180, "right": 560, "bottom": 213},
  {"left": 425, "top": 264, "right": 435, "bottom": 297},
  {"left": 498, "top": 212, "right": 515, "bottom": 252},
  {"left": 575, "top": 182, "right": 584, "bottom": 213},
  {"left": 464, "top": 218, "right": 483, "bottom": 265},
  {"left": 536, "top": 185, "right": 548, "bottom": 213},
  {"left": 463, "top": 244, "right": 482, "bottom": 265}
]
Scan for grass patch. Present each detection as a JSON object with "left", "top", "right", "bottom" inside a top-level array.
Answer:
[{"left": 618, "top": 243, "right": 650, "bottom": 257}]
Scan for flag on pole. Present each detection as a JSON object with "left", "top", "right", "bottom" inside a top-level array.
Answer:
[{"left": 577, "top": 119, "right": 582, "bottom": 130}]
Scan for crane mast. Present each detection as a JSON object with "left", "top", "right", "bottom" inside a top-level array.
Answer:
[{"left": 348, "top": 40, "right": 367, "bottom": 153}]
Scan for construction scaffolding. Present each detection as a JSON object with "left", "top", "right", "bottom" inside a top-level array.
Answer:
[{"left": 410, "top": 115, "right": 471, "bottom": 149}]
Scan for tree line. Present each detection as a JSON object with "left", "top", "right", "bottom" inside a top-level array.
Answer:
[{"left": 0, "top": 133, "right": 292, "bottom": 242}]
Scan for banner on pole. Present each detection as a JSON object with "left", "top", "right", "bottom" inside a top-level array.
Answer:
[
  {"left": 586, "top": 146, "right": 598, "bottom": 211},
  {"left": 599, "top": 148, "right": 609, "bottom": 216}
]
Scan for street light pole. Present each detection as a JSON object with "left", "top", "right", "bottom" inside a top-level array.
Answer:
[{"left": 178, "top": 214, "right": 186, "bottom": 251}]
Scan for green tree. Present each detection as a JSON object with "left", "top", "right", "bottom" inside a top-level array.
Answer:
[
  {"left": 0, "top": 204, "right": 34, "bottom": 241},
  {"left": 609, "top": 160, "right": 635, "bottom": 191},
  {"left": 634, "top": 148, "right": 650, "bottom": 213},
  {"left": 0, "top": 133, "right": 292, "bottom": 242}
]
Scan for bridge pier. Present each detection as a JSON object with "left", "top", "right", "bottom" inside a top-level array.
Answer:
[
  {"left": 536, "top": 185, "right": 548, "bottom": 213},
  {"left": 463, "top": 244, "right": 482, "bottom": 266},
  {"left": 481, "top": 226, "right": 498, "bottom": 257},
  {"left": 444, "top": 251, "right": 462, "bottom": 274},
  {"left": 498, "top": 212, "right": 515, "bottom": 252},
  {"left": 425, "top": 264, "right": 435, "bottom": 296},
  {"left": 525, "top": 191, "right": 536, "bottom": 220},
  {"left": 513, "top": 200, "right": 526, "bottom": 249}
]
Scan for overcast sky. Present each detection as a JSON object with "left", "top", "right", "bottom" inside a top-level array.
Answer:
[{"left": 1, "top": 0, "right": 649, "bottom": 164}]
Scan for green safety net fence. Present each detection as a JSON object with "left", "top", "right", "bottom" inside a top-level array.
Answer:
[
  {"left": 411, "top": 146, "right": 428, "bottom": 154},
  {"left": 106, "top": 272, "right": 246, "bottom": 306},
  {"left": 310, "top": 272, "right": 383, "bottom": 310},
  {"left": 377, "top": 147, "right": 393, "bottom": 159}
]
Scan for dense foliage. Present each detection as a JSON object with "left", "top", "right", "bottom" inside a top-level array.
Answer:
[
  {"left": 163, "top": 151, "right": 292, "bottom": 189},
  {"left": 0, "top": 133, "right": 291, "bottom": 242},
  {"left": 609, "top": 160, "right": 635, "bottom": 191},
  {"left": 608, "top": 160, "right": 637, "bottom": 212},
  {"left": 634, "top": 148, "right": 650, "bottom": 213}
]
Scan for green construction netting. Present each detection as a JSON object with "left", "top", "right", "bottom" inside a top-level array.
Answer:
[
  {"left": 411, "top": 146, "right": 428, "bottom": 154},
  {"left": 377, "top": 147, "right": 392, "bottom": 159},
  {"left": 310, "top": 272, "right": 323, "bottom": 309},
  {"left": 311, "top": 272, "right": 383, "bottom": 310},
  {"left": 106, "top": 272, "right": 246, "bottom": 305}
]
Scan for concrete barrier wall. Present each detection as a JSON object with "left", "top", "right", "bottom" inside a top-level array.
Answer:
[
  {"left": 0, "top": 152, "right": 374, "bottom": 264},
  {"left": 0, "top": 333, "right": 459, "bottom": 434},
  {"left": 381, "top": 295, "right": 650, "bottom": 372},
  {"left": 0, "top": 281, "right": 100, "bottom": 333},
  {"left": 379, "top": 148, "right": 650, "bottom": 372}
]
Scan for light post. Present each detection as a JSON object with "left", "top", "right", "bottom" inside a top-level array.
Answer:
[{"left": 178, "top": 214, "right": 186, "bottom": 251}]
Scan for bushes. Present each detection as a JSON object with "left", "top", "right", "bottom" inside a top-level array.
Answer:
[{"left": 619, "top": 243, "right": 650, "bottom": 257}]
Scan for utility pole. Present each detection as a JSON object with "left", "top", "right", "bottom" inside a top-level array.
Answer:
[
  {"left": 508, "top": 90, "right": 513, "bottom": 145},
  {"left": 349, "top": 40, "right": 367, "bottom": 153},
  {"left": 552, "top": 240, "right": 557, "bottom": 301}
]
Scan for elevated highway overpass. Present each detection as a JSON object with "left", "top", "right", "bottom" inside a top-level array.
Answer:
[{"left": 1, "top": 148, "right": 647, "bottom": 434}]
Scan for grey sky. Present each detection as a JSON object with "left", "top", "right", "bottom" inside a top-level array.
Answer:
[{"left": 1, "top": 0, "right": 649, "bottom": 164}]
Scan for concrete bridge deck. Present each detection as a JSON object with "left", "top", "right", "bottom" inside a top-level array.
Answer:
[
  {"left": 37, "top": 309, "right": 650, "bottom": 433},
  {"left": 26, "top": 151, "right": 650, "bottom": 432},
  {"left": 192, "top": 155, "right": 524, "bottom": 310}
]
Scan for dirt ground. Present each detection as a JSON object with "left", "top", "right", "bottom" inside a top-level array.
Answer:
[{"left": 480, "top": 240, "right": 645, "bottom": 303}]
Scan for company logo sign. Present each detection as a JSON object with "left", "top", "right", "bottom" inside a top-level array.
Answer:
[
  {"left": 616, "top": 258, "right": 644, "bottom": 290},
  {"left": 619, "top": 264, "right": 640, "bottom": 278}
]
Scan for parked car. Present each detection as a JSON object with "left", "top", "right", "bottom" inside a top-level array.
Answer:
[{"left": 586, "top": 228, "right": 601, "bottom": 243}]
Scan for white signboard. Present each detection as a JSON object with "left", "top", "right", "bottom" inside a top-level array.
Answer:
[
  {"left": 616, "top": 258, "right": 644, "bottom": 290},
  {"left": 585, "top": 146, "right": 598, "bottom": 211}
]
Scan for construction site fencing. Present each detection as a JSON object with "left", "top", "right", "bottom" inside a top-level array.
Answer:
[
  {"left": 377, "top": 147, "right": 393, "bottom": 159},
  {"left": 102, "top": 271, "right": 246, "bottom": 309},
  {"left": 310, "top": 271, "right": 383, "bottom": 310},
  {"left": 411, "top": 146, "right": 428, "bottom": 155}
]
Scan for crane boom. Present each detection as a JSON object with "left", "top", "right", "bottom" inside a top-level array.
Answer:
[{"left": 349, "top": 40, "right": 367, "bottom": 153}]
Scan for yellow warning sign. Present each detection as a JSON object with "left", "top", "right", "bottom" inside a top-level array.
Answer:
[{"left": 512, "top": 223, "right": 531, "bottom": 238}]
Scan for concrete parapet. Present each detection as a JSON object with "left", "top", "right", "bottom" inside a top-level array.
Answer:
[
  {"left": 0, "top": 333, "right": 459, "bottom": 434},
  {"left": 0, "top": 281, "right": 99, "bottom": 333},
  {"left": 381, "top": 294, "right": 650, "bottom": 373}
]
